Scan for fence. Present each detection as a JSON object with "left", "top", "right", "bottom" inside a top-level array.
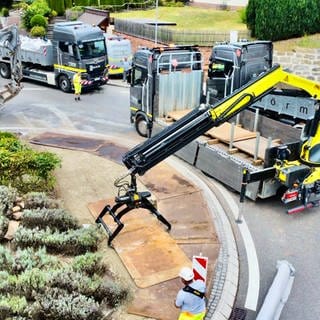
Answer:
[{"left": 114, "top": 19, "right": 251, "bottom": 46}]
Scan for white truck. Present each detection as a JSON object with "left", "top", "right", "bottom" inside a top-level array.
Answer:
[
  {"left": 104, "top": 33, "right": 132, "bottom": 76},
  {"left": 0, "top": 21, "right": 108, "bottom": 93}
]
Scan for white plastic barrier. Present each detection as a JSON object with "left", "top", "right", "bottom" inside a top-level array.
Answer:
[{"left": 256, "top": 260, "right": 295, "bottom": 320}]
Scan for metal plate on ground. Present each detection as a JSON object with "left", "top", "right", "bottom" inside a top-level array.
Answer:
[
  {"left": 140, "top": 162, "right": 199, "bottom": 200},
  {"left": 128, "top": 242, "right": 219, "bottom": 320},
  {"left": 158, "top": 190, "right": 218, "bottom": 242},
  {"left": 30, "top": 132, "right": 105, "bottom": 151},
  {"left": 88, "top": 199, "right": 191, "bottom": 289},
  {"left": 95, "top": 142, "right": 129, "bottom": 164}
]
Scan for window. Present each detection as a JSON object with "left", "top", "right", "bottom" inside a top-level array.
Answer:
[
  {"left": 59, "top": 42, "right": 69, "bottom": 53},
  {"left": 79, "top": 40, "right": 106, "bottom": 59},
  {"left": 133, "top": 66, "right": 147, "bottom": 86}
]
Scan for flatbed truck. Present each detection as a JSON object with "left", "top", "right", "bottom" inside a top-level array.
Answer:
[{"left": 0, "top": 21, "right": 108, "bottom": 93}]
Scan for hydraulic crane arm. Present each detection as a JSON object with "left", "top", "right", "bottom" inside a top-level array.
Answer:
[
  {"left": 0, "top": 24, "right": 22, "bottom": 104},
  {"left": 97, "top": 64, "right": 320, "bottom": 244},
  {"left": 123, "top": 64, "right": 320, "bottom": 175}
]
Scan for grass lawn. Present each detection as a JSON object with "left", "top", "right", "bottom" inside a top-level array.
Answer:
[
  {"left": 111, "top": 7, "right": 247, "bottom": 31},
  {"left": 112, "top": 6, "right": 320, "bottom": 49}
]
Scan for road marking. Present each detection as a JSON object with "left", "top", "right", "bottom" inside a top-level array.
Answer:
[
  {"left": 237, "top": 215, "right": 260, "bottom": 310},
  {"left": 21, "top": 87, "right": 47, "bottom": 91}
]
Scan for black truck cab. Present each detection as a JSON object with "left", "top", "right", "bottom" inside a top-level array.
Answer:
[{"left": 207, "top": 41, "right": 273, "bottom": 103}]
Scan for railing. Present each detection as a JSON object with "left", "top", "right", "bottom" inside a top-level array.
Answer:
[{"left": 114, "top": 19, "right": 251, "bottom": 46}]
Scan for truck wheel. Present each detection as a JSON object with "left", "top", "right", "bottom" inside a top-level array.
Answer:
[
  {"left": 58, "top": 75, "right": 71, "bottom": 93},
  {"left": 135, "top": 115, "right": 150, "bottom": 138},
  {"left": 0, "top": 62, "right": 11, "bottom": 79}
]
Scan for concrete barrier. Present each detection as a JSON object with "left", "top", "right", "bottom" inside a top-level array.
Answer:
[{"left": 256, "top": 260, "right": 295, "bottom": 320}]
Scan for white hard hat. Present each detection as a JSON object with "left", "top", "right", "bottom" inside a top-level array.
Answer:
[{"left": 179, "top": 267, "right": 194, "bottom": 281}]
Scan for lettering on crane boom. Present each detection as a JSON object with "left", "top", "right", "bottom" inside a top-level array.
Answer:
[{"left": 253, "top": 93, "right": 316, "bottom": 120}]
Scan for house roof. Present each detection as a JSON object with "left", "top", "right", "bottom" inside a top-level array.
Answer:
[{"left": 78, "top": 12, "right": 109, "bottom": 26}]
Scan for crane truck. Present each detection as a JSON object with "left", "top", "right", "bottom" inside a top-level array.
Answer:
[
  {"left": 130, "top": 42, "right": 316, "bottom": 138},
  {"left": 0, "top": 24, "right": 22, "bottom": 105},
  {"left": 0, "top": 21, "right": 108, "bottom": 93},
  {"left": 97, "top": 64, "right": 320, "bottom": 244}
]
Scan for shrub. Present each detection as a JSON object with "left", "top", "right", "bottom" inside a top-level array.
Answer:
[
  {"left": 30, "top": 25, "right": 46, "bottom": 37},
  {"left": 246, "top": 0, "right": 320, "bottom": 41},
  {"left": 29, "top": 288, "right": 102, "bottom": 320},
  {"left": 13, "top": 225, "right": 104, "bottom": 255},
  {"left": 21, "top": 208, "right": 80, "bottom": 231},
  {"left": 50, "top": 270, "right": 101, "bottom": 299},
  {"left": 12, "top": 247, "right": 61, "bottom": 274},
  {"left": 0, "top": 185, "right": 18, "bottom": 218},
  {"left": 0, "top": 268, "right": 49, "bottom": 299},
  {"left": 50, "top": 270, "right": 129, "bottom": 305},
  {"left": 23, "top": 192, "right": 60, "bottom": 210},
  {"left": 0, "top": 214, "right": 9, "bottom": 239},
  {"left": 21, "top": 0, "right": 51, "bottom": 31},
  {"left": 0, "top": 295, "right": 28, "bottom": 317},
  {"left": 1, "top": 7, "right": 9, "bottom": 17},
  {"left": 0, "top": 246, "right": 14, "bottom": 272},
  {"left": 72, "top": 252, "right": 106, "bottom": 276},
  {"left": 0, "top": 133, "right": 61, "bottom": 194},
  {"left": 101, "top": 279, "right": 129, "bottom": 307},
  {"left": 30, "top": 13, "right": 47, "bottom": 28}
]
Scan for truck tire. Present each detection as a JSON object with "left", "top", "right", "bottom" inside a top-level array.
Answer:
[
  {"left": 135, "top": 114, "right": 150, "bottom": 138},
  {"left": 58, "top": 74, "right": 71, "bottom": 93},
  {"left": 0, "top": 62, "right": 11, "bottom": 79}
]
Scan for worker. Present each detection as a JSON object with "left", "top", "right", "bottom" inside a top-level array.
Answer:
[
  {"left": 73, "top": 72, "right": 82, "bottom": 101},
  {"left": 122, "top": 57, "right": 130, "bottom": 82},
  {"left": 175, "top": 267, "right": 206, "bottom": 320}
]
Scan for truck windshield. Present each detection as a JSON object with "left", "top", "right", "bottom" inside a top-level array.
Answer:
[{"left": 79, "top": 40, "right": 105, "bottom": 59}]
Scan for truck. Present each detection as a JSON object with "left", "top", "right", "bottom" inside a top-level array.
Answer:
[
  {"left": 129, "top": 45, "right": 203, "bottom": 137},
  {"left": 206, "top": 40, "right": 316, "bottom": 125},
  {"left": 96, "top": 64, "right": 320, "bottom": 244},
  {"left": 0, "top": 25, "right": 22, "bottom": 105},
  {"left": 0, "top": 21, "right": 108, "bottom": 93},
  {"left": 104, "top": 33, "right": 132, "bottom": 76},
  {"left": 130, "top": 42, "right": 316, "bottom": 137}
]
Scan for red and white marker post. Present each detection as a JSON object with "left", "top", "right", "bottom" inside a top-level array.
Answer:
[{"left": 192, "top": 255, "right": 208, "bottom": 284}]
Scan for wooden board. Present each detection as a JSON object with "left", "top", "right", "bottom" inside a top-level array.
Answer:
[
  {"left": 233, "top": 137, "right": 280, "bottom": 160},
  {"left": 166, "top": 109, "right": 192, "bottom": 121},
  {"left": 88, "top": 199, "right": 191, "bottom": 288},
  {"left": 206, "top": 122, "right": 257, "bottom": 143}
]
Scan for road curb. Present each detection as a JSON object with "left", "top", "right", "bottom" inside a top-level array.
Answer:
[
  {"left": 167, "top": 158, "right": 239, "bottom": 320},
  {"left": 203, "top": 178, "right": 239, "bottom": 320}
]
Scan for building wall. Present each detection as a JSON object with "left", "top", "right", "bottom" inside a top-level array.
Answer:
[{"left": 273, "top": 48, "right": 320, "bottom": 82}]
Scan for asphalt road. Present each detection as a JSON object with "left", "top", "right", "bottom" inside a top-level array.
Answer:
[{"left": 1, "top": 77, "right": 320, "bottom": 320}]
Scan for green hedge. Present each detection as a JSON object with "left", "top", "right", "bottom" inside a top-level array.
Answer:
[
  {"left": 246, "top": 0, "right": 320, "bottom": 41},
  {"left": 0, "top": 132, "right": 61, "bottom": 193}
]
